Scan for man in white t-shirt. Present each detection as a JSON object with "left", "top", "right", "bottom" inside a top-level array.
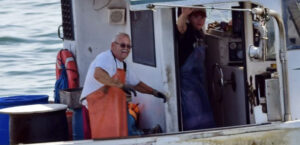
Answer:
[{"left": 80, "top": 32, "right": 166, "bottom": 139}]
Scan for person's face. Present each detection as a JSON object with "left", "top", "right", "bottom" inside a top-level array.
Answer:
[
  {"left": 111, "top": 36, "right": 132, "bottom": 61},
  {"left": 189, "top": 12, "right": 206, "bottom": 31}
]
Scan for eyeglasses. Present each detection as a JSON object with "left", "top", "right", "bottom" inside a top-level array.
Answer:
[{"left": 114, "top": 42, "right": 132, "bottom": 49}]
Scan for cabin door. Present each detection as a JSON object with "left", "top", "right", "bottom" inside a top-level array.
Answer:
[
  {"left": 128, "top": 9, "right": 178, "bottom": 133},
  {"left": 205, "top": 33, "right": 248, "bottom": 127}
]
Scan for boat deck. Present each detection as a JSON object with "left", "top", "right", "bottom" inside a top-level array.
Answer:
[{"left": 31, "top": 120, "right": 300, "bottom": 145}]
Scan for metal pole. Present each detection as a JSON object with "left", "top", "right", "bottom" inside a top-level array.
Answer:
[
  {"left": 146, "top": 3, "right": 252, "bottom": 12},
  {"left": 252, "top": 8, "right": 291, "bottom": 121}
]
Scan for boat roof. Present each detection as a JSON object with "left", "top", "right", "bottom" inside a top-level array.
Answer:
[{"left": 129, "top": 0, "right": 280, "bottom": 10}]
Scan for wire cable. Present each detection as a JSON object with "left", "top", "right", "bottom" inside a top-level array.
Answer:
[{"left": 93, "top": 0, "right": 112, "bottom": 11}]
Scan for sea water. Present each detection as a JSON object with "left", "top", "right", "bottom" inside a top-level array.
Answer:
[{"left": 0, "top": 0, "right": 61, "bottom": 100}]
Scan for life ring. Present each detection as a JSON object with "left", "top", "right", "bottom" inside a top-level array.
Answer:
[{"left": 56, "top": 49, "right": 79, "bottom": 89}]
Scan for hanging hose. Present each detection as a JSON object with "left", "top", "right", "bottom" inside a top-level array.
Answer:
[{"left": 93, "top": 0, "right": 112, "bottom": 11}]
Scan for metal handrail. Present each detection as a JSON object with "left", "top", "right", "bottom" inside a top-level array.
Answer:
[{"left": 252, "top": 7, "right": 291, "bottom": 121}]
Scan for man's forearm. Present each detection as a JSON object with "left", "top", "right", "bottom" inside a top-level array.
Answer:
[
  {"left": 134, "top": 82, "right": 167, "bottom": 102},
  {"left": 133, "top": 82, "right": 154, "bottom": 95},
  {"left": 94, "top": 67, "right": 123, "bottom": 88}
]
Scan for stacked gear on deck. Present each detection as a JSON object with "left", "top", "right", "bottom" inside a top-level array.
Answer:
[
  {"left": 128, "top": 103, "right": 140, "bottom": 121},
  {"left": 127, "top": 103, "right": 163, "bottom": 135},
  {"left": 128, "top": 103, "right": 144, "bottom": 135}
]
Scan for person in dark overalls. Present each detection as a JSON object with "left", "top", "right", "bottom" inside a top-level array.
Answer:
[{"left": 176, "top": 7, "right": 215, "bottom": 131}]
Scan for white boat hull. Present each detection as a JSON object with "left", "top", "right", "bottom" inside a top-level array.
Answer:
[{"left": 36, "top": 120, "right": 300, "bottom": 145}]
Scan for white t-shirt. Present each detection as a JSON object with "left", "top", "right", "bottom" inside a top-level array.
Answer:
[{"left": 80, "top": 50, "right": 140, "bottom": 106}]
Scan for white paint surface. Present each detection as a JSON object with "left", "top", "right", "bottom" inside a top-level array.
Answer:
[
  {"left": 287, "top": 50, "right": 300, "bottom": 120},
  {"left": 36, "top": 120, "right": 300, "bottom": 145},
  {"left": 0, "top": 104, "right": 67, "bottom": 114}
]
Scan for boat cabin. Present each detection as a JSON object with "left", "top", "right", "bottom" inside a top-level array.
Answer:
[{"left": 59, "top": 0, "right": 300, "bottom": 136}]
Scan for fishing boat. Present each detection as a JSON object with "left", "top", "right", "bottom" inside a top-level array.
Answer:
[
  {"left": 54, "top": 0, "right": 300, "bottom": 144},
  {"left": 3, "top": 0, "right": 300, "bottom": 144}
]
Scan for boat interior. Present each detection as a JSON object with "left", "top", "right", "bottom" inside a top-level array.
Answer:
[{"left": 128, "top": 1, "right": 280, "bottom": 133}]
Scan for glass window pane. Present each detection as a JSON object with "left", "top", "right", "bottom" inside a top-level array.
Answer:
[
  {"left": 286, "top": 0, "right": 300, "bottom": 49},
  {"left": 130, "top": 10, "right": 156, "bottom": 67}
]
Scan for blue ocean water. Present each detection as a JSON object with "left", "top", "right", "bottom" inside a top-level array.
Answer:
[{"left": 0, "top": 0, "right": 62, "bottom": 100}]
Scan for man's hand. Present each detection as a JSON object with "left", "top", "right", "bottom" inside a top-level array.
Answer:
[
  {"left": 153, "top": 89, "right": 167, "bottom": 103},
  {"left": 122, "top": 85, "right": 137, "bottom": 97}
]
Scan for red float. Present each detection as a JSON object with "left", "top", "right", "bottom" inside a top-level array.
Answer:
[{"left": 56, "top": 49, "right": 79, "bottom": 89}]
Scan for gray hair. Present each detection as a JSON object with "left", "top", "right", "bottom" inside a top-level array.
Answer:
[{"left": 112, "top": 32, "right": 130, "bottom": 43}]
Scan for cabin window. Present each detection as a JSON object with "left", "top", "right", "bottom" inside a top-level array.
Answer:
[
  {"left": 205, "top": 4, "right": 233, "bottom": 29},
  {"left": 130, "top": 10, "right": 156, "bottom": 67},
  {"left": 285, "top": 0, "right": 300, "bottom": 49}
]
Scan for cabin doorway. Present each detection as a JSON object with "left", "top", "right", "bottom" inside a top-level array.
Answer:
[
  {"left": 174, "top": 2, "right": 249, "bottom": 131},
  {"left": 174, "top": 1, "right": 284, "bottom": 132}
]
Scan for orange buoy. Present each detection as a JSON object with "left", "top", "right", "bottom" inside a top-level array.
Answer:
[{"left": 56, "top": 49, "right": 79, "bottom": 89}]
